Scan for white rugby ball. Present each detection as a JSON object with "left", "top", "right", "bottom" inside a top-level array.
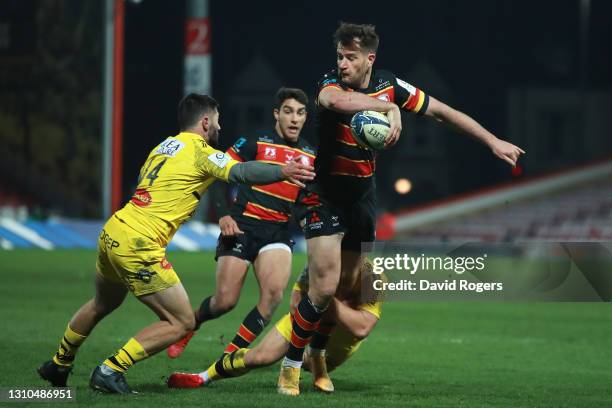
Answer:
[{"left": 350, "top": 110, "right": 391, "bottom": 150}]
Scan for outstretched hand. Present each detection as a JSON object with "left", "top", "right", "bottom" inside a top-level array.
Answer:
[
  {"left": 281, "top": 159, "right": 315, "bottom": 188},
  {"left": 490, "top": 139, "right": 525, "bottom": 167}
]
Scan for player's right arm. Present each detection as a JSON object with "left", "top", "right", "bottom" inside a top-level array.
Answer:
[
  {"left": 318, "top": 87, "right": 402, "bottom": 147},
  {"left": 228, "top": 159, "right": 314, "bottom": 188},
  {"left": 329, "top": 298, "right": 379, "bottom": 341}
]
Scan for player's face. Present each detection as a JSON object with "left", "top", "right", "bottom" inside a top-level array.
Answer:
[
  {"left": 274, "top": 98, "right": 307, "bottom": 142},
  {"left": 203, "top": 109, "right": 221, "bottom": 146},
  {"left": 336, "top": 41, "right": 375, "bottom": 88}
]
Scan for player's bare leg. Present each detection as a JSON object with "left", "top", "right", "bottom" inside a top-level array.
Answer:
[
  {"left": 222, "top": 248, "right": 292, "bottom": 354},
  {"left": 39, "top": 275, "right": 128, "bottom": 387},
  {"left": 254, "top": 248, "right": 292, "bottom": 320},
  {"left": 90, "top": 283, "right": 194, "bottom": 394},
  {"left": 167, "top": 256, "right": 249, "bottom": 358}
]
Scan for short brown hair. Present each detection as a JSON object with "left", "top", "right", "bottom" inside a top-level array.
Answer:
[
  {"left": 333, "top": 22, "right": 379, "bottom": 53},
  {"left": 276, "top": 87, "right": 308, "bottom": 108}
]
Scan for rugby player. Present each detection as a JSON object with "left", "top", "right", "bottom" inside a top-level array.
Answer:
[
  {"left": 167, "top": 258, "right": 382, "bottom": 393},
  {"left": 37, "top": 94, "right": 314, "bottom": 394},
  {"left": 277, "top": 22, "right": 525, "bottom": 395},
  {"left": 167, "top": 88, "right": 316, "bottom": 359}
]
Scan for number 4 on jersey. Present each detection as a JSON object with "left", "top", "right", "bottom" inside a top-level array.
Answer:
[{"left": 139, "top": 158, "right": 167, "bottom": 186}]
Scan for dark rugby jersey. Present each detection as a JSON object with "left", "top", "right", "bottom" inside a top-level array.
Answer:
[
  {"left": 313, "top": 69, "right": 429, "bottom": 200},
  {"left": 226, "top": 131, "right": 316, "bottom": 224}
]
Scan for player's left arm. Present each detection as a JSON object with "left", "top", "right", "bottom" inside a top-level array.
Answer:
[
  {"left": 331, "top": 298, "right": 379, "bottom": 340},
  {"left": 424, "top": 96, "right": 525, "bottom": 166}
]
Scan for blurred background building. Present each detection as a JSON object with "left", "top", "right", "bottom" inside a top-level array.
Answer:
[{"left": 0, "top": 0, "right": 610, "bottom": 248}]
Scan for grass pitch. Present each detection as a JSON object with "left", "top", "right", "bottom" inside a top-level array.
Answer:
[{"left": 0, "top": 250, "right": 610, "bottom": 407}]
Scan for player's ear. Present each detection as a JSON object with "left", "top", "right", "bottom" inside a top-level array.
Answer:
[
  {"left": 367, "top": 52, "right": 376, "bottom": 67},
  {"left": 273, "top": 108, "right": 280, "bottom": 121},
  {"left": 201, "top": 115, "right": 210, "bottom": 132}
]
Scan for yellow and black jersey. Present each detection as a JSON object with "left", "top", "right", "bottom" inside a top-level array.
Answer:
[
  {"left": 226, "top": 131, "right": 316, "bottom": 224},
  {"left": 313, "top": 68, "right": 429, "bottom": 200},
  {"left": 115, "top": 132, "right": 239, "bottom": 246}
]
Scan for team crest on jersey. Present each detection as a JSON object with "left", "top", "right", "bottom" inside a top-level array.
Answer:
[
  {"left": 208, "top": 152, "right": 231, "bottom": 168},
  {"left": 264, "top": 147, "right": 277, "bottom": 160},
  {"left": 297, "top": 155, "right": 311, "bottom": 166},
  {"left": 156, "top": 138, "right": 185, "bottom": 157},
  {"left": 131, "top": 188, "right": 152, "bottom": 207}
]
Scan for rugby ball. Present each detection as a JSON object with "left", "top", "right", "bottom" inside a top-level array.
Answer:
[{"left": 350, "top": 111, "right": 391, "bottom": 150}]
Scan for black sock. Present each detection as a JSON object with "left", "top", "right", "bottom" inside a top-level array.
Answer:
[
  {"left": 285, "top": 295, "right": 323, "bottom": 363},
  {"left": 224, "top": 306, "right": 269, "bottom": 354}
]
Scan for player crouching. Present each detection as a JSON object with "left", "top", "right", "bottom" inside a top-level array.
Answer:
[{"left": 167, "top": 258, "right": 383, "bottom": 394}]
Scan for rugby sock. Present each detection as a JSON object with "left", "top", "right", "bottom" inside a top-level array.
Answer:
[
  {"left": 224, "top": 306, "right": 269, "bottom": 354},
  {"left": 52, "top": 325, "right": 87, "bottom": 367},
  {"left": 283, "top": 295, "right": 324, "bottom": 367},
  {"left": 103, "top": 338, "right": 148, "bottom": 373},
  {"left": 196, "top": 296, "right": 221, "bottom": 325},
  {"left": 203, "top": 349, "right": 250, "bottom": 383},
  {"left": 309, "top": 322, "right": 335, "bottom": 352}
]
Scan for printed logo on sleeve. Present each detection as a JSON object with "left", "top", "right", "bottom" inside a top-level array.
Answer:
[
  {"left": 208, "top": 152, "right": 231, "bottom": 168},
  {"left": 396, "top": 78, "right": 416, "bottom": 95},
  {"left": 156, "top": 138, "right": 185, "bottom": 157}
]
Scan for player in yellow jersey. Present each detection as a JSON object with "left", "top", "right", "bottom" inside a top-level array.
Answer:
[
  {"left": 167, "top": 258, "right": 383, "bottom": 393},
  {"left": 37, "top": 94, "right": 315, "bottom": 394}
]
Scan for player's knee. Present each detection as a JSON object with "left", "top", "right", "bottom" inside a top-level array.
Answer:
[
  {"left": 310, "top": 256, "right": 341, "bottom": 277},
  {"left": 260, "top": 289, "right": 284, "bottom": 318},
  {"left": 173, "top": 311, "right": 196, "bottom": 336}
]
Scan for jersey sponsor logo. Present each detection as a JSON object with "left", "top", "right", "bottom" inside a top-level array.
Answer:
[
  {"left": 284, "top": 150, "right": 294, "bottom": 163},
  {"left": 156, "top": 138, "right": 185, "bottom": 157},
  {"left": 306, "top": 211, "right": 324, "bottom": 230},
  {"left": 131, "top": 188, "right": 152, "bottom": 207},
  {"left": 375, "top": 80, "right": 391, "bottom": 91},
  {"left": 160, "top": 258, "right": 173, "bottom": 270},
  {"left": 133, "top": 269, "right": 157, "bottom": 284},
  {"left": 208, "top": 152, "right": 231, "bottom": 168},
  {"left": 259, "top": 135, "right": 274, "bottom": 143},
  {"left": 232, "top": 137, "right": 247, "bottom": 151},
  {"left": 396, "top": 78, "right": 416, "bottom": 95},
  {"left": 99, "top": 229, "right": 120, "bottom": 250},
  {"left": 264, "top": 146, "right": 277, "bottom": 160},
  {"left": 377, "top": 94, "right": 390, "bottom": 102}
]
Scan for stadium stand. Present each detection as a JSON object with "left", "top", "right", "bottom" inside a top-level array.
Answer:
[{"left": 394, "top": 166, "right": 612, "bottom": 243}]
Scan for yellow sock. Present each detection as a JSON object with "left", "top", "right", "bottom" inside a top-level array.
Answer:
[
  {"left": 206, "top": 348, "right": 250, "bottom": 382},
  {"left": 103, "top": 338, "right": 148, "bottom": 373},
  {"left": 52, "top": 325, "right": 87, "bottom": 367}
]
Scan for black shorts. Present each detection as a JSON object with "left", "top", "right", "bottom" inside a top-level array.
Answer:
[
  {"left": 215, "top": 219, "right": 294, "bottom": 263},
  {"left": 295, "top": 189, "right": 376, "bottom": 252}
]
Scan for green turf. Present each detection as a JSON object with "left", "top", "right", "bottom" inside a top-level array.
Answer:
[{"left": 0, "top": 250, "right": 610, "bottom": 407}]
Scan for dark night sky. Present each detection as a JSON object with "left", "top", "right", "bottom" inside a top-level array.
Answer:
[{"left": 122, "top": 0, "right": 612, "bottom": 209}]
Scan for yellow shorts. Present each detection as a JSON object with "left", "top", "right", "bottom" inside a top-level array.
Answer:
[
  {"left": 95, "top": 215, "right": 180, "bottom": 297},
  {"left": 275, "top": 312, "right": 363, "bottom": 372}
]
